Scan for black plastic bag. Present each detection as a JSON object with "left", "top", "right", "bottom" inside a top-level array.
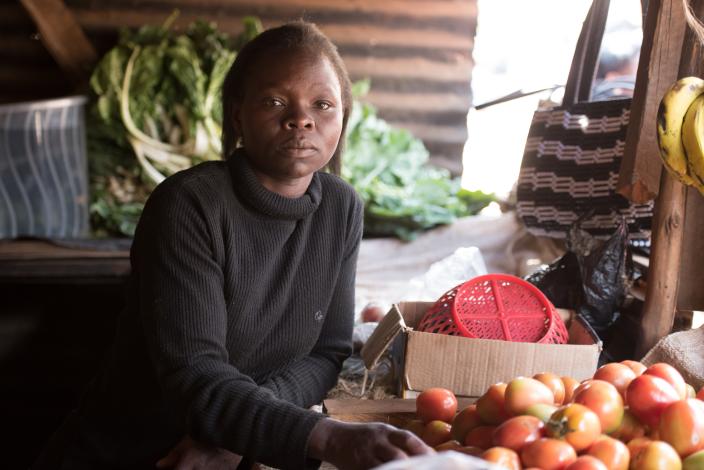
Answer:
[
  {"left": 525, "top": 251, "right": 582, "bottom": 309},
  {"left": 526, "top": 219, "right": 632, "bottom": 337},
  {"left": 576, "top": 220, "right": 632, "bottom": 336}
]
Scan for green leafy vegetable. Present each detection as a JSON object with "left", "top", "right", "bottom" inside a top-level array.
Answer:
[
  {"left": 88, "top": 13, "right": 261, "bottom": 236},
  {"left": 342, "top": 80, "right": 495, "bottom": 240},
  {"left": 88, "top": 16, "right": 493, "bottom": 240}
]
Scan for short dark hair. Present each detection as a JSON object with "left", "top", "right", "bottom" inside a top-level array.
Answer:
[{"left": 221, "top": 21, "right": 352, "bottom": 175}]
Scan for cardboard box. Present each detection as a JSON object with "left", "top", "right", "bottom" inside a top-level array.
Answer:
[{"left": 361, "top": 301, "right": 602, "bottom": 398}]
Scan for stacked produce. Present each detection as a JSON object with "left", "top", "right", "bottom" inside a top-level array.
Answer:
[
  {"left": 405, "top": 361, "right": 704, "bottom": 469},
  {"left": 86, "top": 17, "right": 494, "bottom": 239},
  {"left": 343, "top": 80, "right": 494, "bottom": 240},
  {"left": 656, "top": 76, "right": 704, "bottom": 194}
]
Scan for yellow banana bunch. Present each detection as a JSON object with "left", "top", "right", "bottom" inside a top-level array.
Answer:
[
  {"left": 682, "top": 94, "right": 704, "bottom": 195},
  {"left": 656, "top": 76, "right": 704, "bottom": 190}
]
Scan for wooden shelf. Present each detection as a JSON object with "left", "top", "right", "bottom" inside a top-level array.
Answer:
[{"left": 0, "top": 239, "right": 131, "bottom": 283}]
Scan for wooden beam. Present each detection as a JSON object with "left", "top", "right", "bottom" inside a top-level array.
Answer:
[
  {"left": 20, "top": 0, "right": 97, "bottom": 84},
  {"left": 637, "top": 173, "right": 688, "bottom": 357},
  {"left": 618, "top": 0, "right": 688, "bottom": 203},
  {"left": 636, "top": 0, "right": 704, "bottom": 357},
  {"left": 678, "top": 190, "right": 704, "bottom": 311}
]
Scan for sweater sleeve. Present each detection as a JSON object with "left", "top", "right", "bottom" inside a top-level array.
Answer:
[
  {"left": 260, "top": 194, "right": 363, "bottom": 407},
  {"left": 133, "top": 179, "right": 324, "bottom": 470}
]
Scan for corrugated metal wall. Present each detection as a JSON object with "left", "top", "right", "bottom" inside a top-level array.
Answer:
[{"left": 1, "top": 0, "right": 476, "bottom": 172}]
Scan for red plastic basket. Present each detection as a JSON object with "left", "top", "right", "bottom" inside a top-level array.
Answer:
[{"left": 416, "top": 274, "right": 569, "bottom": 344}]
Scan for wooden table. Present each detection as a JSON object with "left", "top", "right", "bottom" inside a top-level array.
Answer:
[
  {"left": 0, "top": 238, "right": 131, "bottom": 469},
  {"left": 0, "top": 239, "right": 131, "bottom": 283}
]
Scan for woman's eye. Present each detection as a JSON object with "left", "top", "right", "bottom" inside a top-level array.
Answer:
[{"left": 266, "top": 98, "right": 284, "bottom": 107}]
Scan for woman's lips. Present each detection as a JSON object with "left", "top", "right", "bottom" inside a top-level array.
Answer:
[{"left": 279, "top": 142, "right": 317, "bottom": 157}]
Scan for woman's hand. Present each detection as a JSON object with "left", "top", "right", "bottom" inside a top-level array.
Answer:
[
  {"left": 156, "top": 435, "right": 243, "bottom": 470},
  {"left": 307, "top": 418, "right": 435, "bottom": 470}
]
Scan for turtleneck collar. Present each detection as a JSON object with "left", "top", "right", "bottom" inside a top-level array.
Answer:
[{"left": 227, "top": 148, "right": 322, "bottom": 220}]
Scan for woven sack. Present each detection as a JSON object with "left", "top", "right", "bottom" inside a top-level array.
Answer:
[
  {"left": 516, "top": 0, "right": 653, "bottom": 239},
  {"left": 642, "top": 326, "right": 704, "bottom": 389}
]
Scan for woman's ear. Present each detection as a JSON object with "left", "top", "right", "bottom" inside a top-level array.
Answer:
[{"left": 231, "top": 104, "right": 243, "bottom": 141}]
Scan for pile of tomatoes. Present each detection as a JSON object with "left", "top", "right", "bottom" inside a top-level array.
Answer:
[{"left": 407, "top": 360, "right": 704, "bottom": 469}]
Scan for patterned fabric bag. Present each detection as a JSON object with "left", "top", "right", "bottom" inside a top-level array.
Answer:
[{"left": 516, "top": 0, "right": 653, "bottom": 239}]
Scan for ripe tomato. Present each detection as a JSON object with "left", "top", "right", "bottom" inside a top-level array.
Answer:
[
  {"left": 450, "top": 404, "right": 482, "bottom": 443},
  {"left": 476, "top": 382, "right": 510, "bottom": 424},
  {"left": 360, "top": 303, "right": 385, "bottom": 322},
  {"left": 626, "top": 437, "right": 652, "bottom": 458},
  {"left": 630, "top": 440, "right": 682, "bottom": 470},
  {"left": 492, "top": 415, "right": 545, "bottom": 452},
  {"left": 608, "top": 408, "right": 646, "bottom": 443},
  {"left": 698, "top": 387, "right": 704, "bottom": 401},
  {"left": 593, "top": 363, "right": 636, "bottom": 398},
  {"left": 456, "top": 445, "right": 483, "bottom": 456},
  {"left": 626, "top": 374, "right": 680, "bottom": 428},
  {"left": 621, "top": 360, "right": 647, "bottom": 376},
  {"left": 481, "top": 446, "right": 521, "bottom": 470},
  {"left": 546, "top": 403, "right": 602, "bottom": 452},
  {"left": 435, "top": 439, "right": 462, "bottom": 452},
  {"left": 535, "top": 372, "right": 566, "bottom": 405},
  {"left": 505, "top": 377, "right": 555, "bottom": 416},
  {"left": 521, "top": 438, "right": 578, "bottom": 470},
  {"left": 525, "top": 403, "right": 559, "bottom": 423},
  {"left": 644, "top": 363, "right": 687, "bottom": 400},
  {"left": 421, "top": 420, "right": 452, "bottom": 447},
  {"left": 687, "top": 384, "right": 696, "bottom": 399},
  {"left": 573, "top": 380, "right": 624, "bottom": 433},
  {"left": 564, "top": 455, "right": 608, "bottom": 470},
  {"left": 415, "top": 387, "right": 457, "bottom": 423},
  {"left": 562, "top": 376, "right": 581, "bottom": 404},
  {"left": 404, "top": 419, "right": 425, "bottom": 437},
  {"left": 464, "top": 425, "right": 496, "bottom": 450},
  {"left": 684, "top": 449, "right": 704, "bottom": 470},
  {"left": 587, "top": 435, "right": 629, "bottom": 470},
  {"left": 659, "top": 399, "right": 704, "bottom": 458}
]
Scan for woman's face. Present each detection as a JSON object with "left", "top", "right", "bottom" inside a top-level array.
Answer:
[{"left": 233, "top": 51, "right": 344, "bottom": 197}]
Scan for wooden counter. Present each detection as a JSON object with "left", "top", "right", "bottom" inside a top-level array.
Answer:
[
  {"left": 0, "top": 239, "right": 131, "bottom": 283},
  {"left": 0, "top": 238, "right": 130, "bottom": 469}
]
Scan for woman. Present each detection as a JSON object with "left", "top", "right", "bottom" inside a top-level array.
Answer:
[{"left": 35, "top": 21, "right": 432, "bottom": 470}]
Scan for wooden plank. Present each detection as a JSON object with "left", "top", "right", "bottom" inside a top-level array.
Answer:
[
  {"left": 323, "top": 397, "right": 476, "bottom": 427},
  {"left": 386, "top": 122, "right": 467, "bottom": 144},
  {"left": 20, "top": 0, "right": 97, "bottom": 83},
  {"left": 677, "top": 187, "right": 704, "bottom": 311},
  {"left": 366, "top": 91, "right": 470, "bottom": 113},
  {"left": 637, "top": 173, "right": 688, "bottom": 357},
  {"left": 343, "top": 56, "right": 470, "bottom": 82},
  {"left": 322, "top": 25, "right": 473, "bottom": 50},
  {"left": 0, "top": 241, "right": 128, "bottom": 260},
  {"left": 636, "top": 0, "right": 704, "bottom": 357},
  {"left": 618, "top": 0, "right": 688, "bottom": 203},
  {"left": 73, "top": 10, "right": 474, "bottom": 51},
  {"left": 0, "top": 241, "right": 130, "bottom": 283},
  {"left": 100, "top": 0, "right": 477, "bottom": 19}
]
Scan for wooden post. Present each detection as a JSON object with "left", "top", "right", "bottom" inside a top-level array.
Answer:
[
  {"left": 20, "top": 0, "right": 97, "bottom": 84},
  {"left": 636, "top": 0, "right": 704, "bottom": 357},
  {"left": 618, "top": 0, "right": 688, "bottom": 203}
]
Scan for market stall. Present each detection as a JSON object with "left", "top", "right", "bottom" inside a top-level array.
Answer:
[{"left": 3, "top": 0, "right": 704, "bottom": 468}]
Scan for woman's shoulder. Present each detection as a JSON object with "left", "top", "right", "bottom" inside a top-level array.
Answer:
[
  {"left": 143, "top": 161, "right": 233, "bottom": 217},
  {"left": 152, "top": 161, "right": 231, "bottom": 197}
]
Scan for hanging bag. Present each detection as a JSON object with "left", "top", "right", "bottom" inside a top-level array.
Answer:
[{"left": 516, "top": 0, "right": 653, "bottom": 239}]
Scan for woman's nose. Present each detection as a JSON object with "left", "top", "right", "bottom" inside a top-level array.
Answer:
[{"left": 284, "top": 106, "right": 314, "bottom": 130}]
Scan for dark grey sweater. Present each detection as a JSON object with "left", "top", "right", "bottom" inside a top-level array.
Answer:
[{"left": 66, "top": 151, "right": 363, "bottom": 469}]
